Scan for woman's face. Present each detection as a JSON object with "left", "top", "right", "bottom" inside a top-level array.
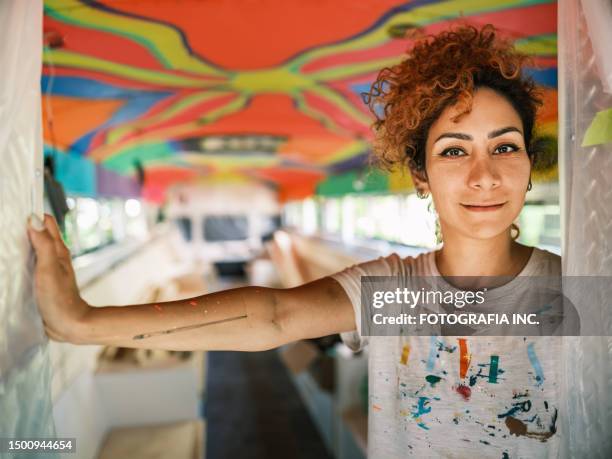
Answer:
[{"left": 419, "top": 87, "right": 531, "bottom": 241}]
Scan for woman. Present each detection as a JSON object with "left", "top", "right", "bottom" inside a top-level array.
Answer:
[{"left": 29, "top": 25, "right": 561, "bottom": 457}]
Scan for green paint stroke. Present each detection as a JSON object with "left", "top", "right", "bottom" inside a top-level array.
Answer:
[
  {"left": 489, "top": 355, "right": 500, "bottom": 383},
  {"left": 425, "top": 375, "right": 442, "bottom": 387},
  {"left": 582, "top": 108, "right": 612, "bottom": 147}
]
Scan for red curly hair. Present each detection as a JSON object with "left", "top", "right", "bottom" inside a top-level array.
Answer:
[{"left": 365, "top": 24, "right": 543, "bottom": 173}]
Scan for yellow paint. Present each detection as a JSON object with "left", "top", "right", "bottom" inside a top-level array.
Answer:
[
  {"left": 232, "top": 68, "right": 314, "bottom": 94},
  {"left": 400, "top": 344, "right": 411, "bottom": 365}
]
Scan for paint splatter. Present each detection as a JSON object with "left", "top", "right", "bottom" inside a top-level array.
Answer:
[
  {"left": 410, "top": 397, "right": 433, "bottom": 430},
  {"left": 189, "top": 301, "right": 198, "bottom": 307},
  {"left": 400, "top": 344, "right": 411, "bottom": 365},
  {"left": 425, "top": 375, "right": 442, "bottom": 387},
  {"left": 413, "top": 397, "right": 432, "bottom": 416},
  {"left": 504, "top": 410, "right": 557, "bottom": 441},
  {"left": 436, "top": 340, "right": 457, "bottom": 353},
  {"left": 426, "top": 336, "right": 437, "bottom": 371},
  {"left": 498, "top": 400, "right": 532, "bottom": 418},
  {"left": 372, "top": 404, "right": 382, "bottom": 411},
  {"left": 527, "top": 342, "right": 545, "bottom": 386},
  {"left": 458, "top": 338, "right": 471, "bottom": 379},
  {"left": 455, "top": 384, "right": 471, "bottom": 401},
  {"left": 489, "top": 355, "right": 499, "bottom": 383},
  {"left": 153, "top": 304, "right": 163, "bottom": 312}
]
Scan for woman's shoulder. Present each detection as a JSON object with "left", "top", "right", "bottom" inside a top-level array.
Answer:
[
  {"left": 331, "top": 250, "right": 434, "bottom": 280},
  {"left": 528, "top": 247, "right": 562, "bottom": 276},
  {"left": 360, "top": 250, "right": 436, "bottom": 276}
]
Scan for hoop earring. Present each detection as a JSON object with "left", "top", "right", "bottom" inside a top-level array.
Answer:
[
  {"left": 427, "top": 199, "right": 443, "bottom": 245},
  {"left": 527, "top": 179, "right": 532, "bottom": 192},
  {"left": 435, "top": 219, "right": 443, "bottom": 245},
  {"left": 511, "top": 222, "right": 520, "bottom": 240}
]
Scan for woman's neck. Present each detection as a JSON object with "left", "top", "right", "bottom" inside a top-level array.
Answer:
[{"left": 435, "top": 229, "right": 533, "bottom": 278}]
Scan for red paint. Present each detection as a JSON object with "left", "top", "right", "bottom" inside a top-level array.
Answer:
[
  {"left": 455, "top": 384, "right": 472, "bottom": 401},
  {"left": 154, "top": 304, "right": 163, "bottom": 312},
  {"left": 189, "top": 301, "right": 198, "bottom": 307}
]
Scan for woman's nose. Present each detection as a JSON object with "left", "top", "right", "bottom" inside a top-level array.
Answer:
[{"left": 467, "top": 155, "right": 501, "bottom": 190}]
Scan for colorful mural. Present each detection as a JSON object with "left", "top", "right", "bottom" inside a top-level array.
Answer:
[{"left": 43, "top": 0, "right": 558, "bottom": 202}]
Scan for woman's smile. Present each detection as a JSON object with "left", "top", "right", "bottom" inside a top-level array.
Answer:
[{"left": 460, "top": 201, "right": 507, "bottom": 212}]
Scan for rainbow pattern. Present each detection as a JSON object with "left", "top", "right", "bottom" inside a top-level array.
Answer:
[{"left": 43, "top": 0, "right": 558, "bottom": 202}]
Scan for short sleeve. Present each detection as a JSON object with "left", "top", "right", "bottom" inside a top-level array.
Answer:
[{"left": 331, "top": 253, "right": 405, "bottom": 351}]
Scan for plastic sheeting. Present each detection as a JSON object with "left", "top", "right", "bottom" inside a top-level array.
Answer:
[
  {"left": 558, "top": 0, "right": 612, "bottom": 457},
  {"left": 0, "top": 1, "right": 59, "bottom": 457}
]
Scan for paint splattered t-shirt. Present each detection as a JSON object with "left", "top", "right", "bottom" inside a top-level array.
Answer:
[{"left": 332, "top": 247, "right": 562, "bottom": 458}]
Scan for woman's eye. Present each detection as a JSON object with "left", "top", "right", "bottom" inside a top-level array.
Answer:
[
  {"left": 440, "top": 147, "right": 465, "bottom": 157},
  {"left": 494, "top": 144, "right": 519, "bottom": 154}
]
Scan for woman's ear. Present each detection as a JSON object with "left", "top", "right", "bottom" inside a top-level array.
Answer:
[{"left": 410, "top": 166, "right": 430, "bottom": 195}]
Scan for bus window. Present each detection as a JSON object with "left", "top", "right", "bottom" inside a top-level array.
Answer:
[{"left": 203, "top": 215, "right": 248, "bottom": 241}]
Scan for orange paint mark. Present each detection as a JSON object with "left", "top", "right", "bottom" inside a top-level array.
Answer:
[
  {"left": 153, "top": 304, "right": 163, "bottom": 312},
  {"left": 372, "top": 404, "right": 382, "bottom": 412},
  {"left": 400, "top": 344, "right": 411, "bottom": 366},
  {"left": 42, "top": 96, "right": 123, "bottom": 149},
  {"left": 189, "top": 301, "right": 198, "bottom": 307},
  {"left": 458, "top": 338, "right": 471, "bottom": 379}
]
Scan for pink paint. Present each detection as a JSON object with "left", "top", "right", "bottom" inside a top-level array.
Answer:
[
  {"left": 153, "top": 304, "right": 163, "bottom": 312},
  {"left": 189, "top": 301, "right": 198, "bottom": 307},
  {"left": 455, "top": 384, "right": 471, "bottom": 401}
]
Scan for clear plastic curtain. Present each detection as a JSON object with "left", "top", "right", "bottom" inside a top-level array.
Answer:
[
  {"left": 0, "top": 1, "right": 58, "bottom": 458},
  {"left": 558, "top": 0, "right": 612, "bottom": 457}
]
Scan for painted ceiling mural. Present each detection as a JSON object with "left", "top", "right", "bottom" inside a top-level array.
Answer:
[{"left": 42, "top": 0, "right": 558, "bottom": 202}]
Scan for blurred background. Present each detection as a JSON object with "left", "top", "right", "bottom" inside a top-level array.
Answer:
[{"left": 8, "top": 0, "right": 599, "bottom": 458}]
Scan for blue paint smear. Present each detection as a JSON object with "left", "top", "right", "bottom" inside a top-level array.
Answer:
[
  {"left": 42, "top": 76, "right": 172, "bottom": 155},
  {"left": 426, "top": 335, "right": 437, "bottom": 372},
  {"left": 524, "top": 67, "right": 558, "bottom": 88},
  {"left": 527, "top": 342, "right": 545, "bottom": 386},
  {"left": 42, "top": 76, "right": 170, "bottom": 100},
  {"left": 70, "top": 91, "right": 166, "bottom": 155},
  {"left": 412, "top": 396, "right": 432, "bottom": 431}
]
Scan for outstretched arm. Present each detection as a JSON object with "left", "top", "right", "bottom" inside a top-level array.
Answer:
[{"left": 28, "top": 214, "right": 356, "bottom": 352}]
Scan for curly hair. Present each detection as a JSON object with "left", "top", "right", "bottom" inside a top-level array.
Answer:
[{"left": 365, "top": 24, "right": 543, "bottom": 173}]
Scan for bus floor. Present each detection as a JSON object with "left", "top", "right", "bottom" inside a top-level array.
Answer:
[{"left": 203, "top": 275, "right": 332, "bottom": 459}]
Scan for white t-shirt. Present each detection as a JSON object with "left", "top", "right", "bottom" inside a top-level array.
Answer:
[{"left": 332, "top": 247, "right": 562, "bottom": 458}]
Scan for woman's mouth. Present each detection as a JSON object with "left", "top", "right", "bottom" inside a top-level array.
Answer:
[{"left": 460, "top": 202, "right": 507, "bottom": 212}]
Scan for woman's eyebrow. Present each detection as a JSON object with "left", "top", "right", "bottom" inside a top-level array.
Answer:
[
  {"left": 434, "top": 132, "right": 472, "bottom": 143},
  {"left": 433, "top": 126, "right": 523, "bottom": 144},
  {"left": 487, "top": 126, "right": 523, "bottom": 138}
]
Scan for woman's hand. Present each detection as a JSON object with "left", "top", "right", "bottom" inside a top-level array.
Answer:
[{"left": 27, "top": 213, "right": 91, "bottom": 343}]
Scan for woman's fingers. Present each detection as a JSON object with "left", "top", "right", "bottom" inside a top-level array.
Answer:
[
  {"left": 28, "top": 213, "right": 73, "bottom": 274},
  {"left": 28, "top": 215, "right": 59, "bottom": 268},
  {"left": 43, "top": 214, "right": 72, "bottom": 261}
]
